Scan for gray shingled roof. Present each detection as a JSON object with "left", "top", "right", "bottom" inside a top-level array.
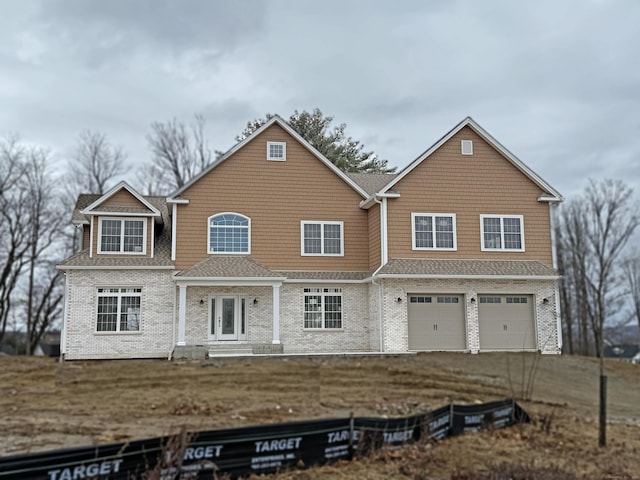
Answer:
[
  {"left": 276, "top": 271, "right": 371, "bottom": 281},
  {"left": 91, "top": 205, "right": 154, "bottom": 214},
  {"left": 71, "top": 194, "right": 100, "bottom": 223},
  {"left": 377, "top": 259, "right": 558, "bottom": 277},
  {"left": 72, "top": 194, "right": 167, "bottom": 223},
  {"left": 346, "top": 173, "right": 397, "bottom": 195},
  {"left": 177, "top": 256, "right": 284, "bottom": 278}
]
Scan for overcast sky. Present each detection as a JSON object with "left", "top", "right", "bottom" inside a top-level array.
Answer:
[{"left": 1, "top": 0, "right": 639, "bottom": 199}]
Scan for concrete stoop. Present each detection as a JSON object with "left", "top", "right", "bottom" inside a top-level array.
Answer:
[{"left": 172, "top": 343, "right": 284, "bottom": 360}]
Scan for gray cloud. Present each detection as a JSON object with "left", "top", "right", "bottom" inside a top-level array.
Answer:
[{"left": 0, "top": 0, "right": 639, "bottom": 200}]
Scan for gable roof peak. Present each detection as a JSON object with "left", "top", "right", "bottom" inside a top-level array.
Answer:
[
  {"left": 379, "top": 116, "right": 563, "bottom": 202},
  {"left": 80, "top": 180, "right": 161, "bottom": 217},
  {"left": 168, "top": 114, "right": 369, "bottom": 199}
]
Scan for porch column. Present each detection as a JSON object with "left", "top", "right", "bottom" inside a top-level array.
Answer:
[
  {"left": 272, "top": 284, "right": 281, "bottom": 344},
  {"left": 177, "top": 284, "right": 187, "bottom": 346}
]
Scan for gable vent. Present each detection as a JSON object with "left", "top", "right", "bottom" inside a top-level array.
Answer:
[
  {"left": 267, "top": 141, "right": 286, "bottom": 161},
  {"left": 461, "top": 140, "right": 473, "bottom": 155}
]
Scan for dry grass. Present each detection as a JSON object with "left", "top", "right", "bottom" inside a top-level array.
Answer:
[{"left": 1, "top": 352, "right": 640, "bottom": 479}]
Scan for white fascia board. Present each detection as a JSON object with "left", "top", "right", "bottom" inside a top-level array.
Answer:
[
  {"left": 360, "top": 191, "right": 401, "bottom": 209},
  {"left": 282, "top": 278, "right": 372, "bottom": 284},
  {"left": 380, "top": 117, "right": 563, "bottom": 202},
  {"left": 84, "top": 211, "right": 159, "bottom": 217},
  {"left": 72, "top": 219, "right": 90, "bottom": 225},
  {"left": 167, "top": 198, "right": 189, "bottom": 204},
  {"left": 173, "top": 277, "right": 285, "bottom": 287},
  {"left": 538, "top": 194, "right": 564, "bottom": 203},
  {"left": 375, "top": 273, "right": 560, "bottom": 281},
  {"left": 81, "top": 180, "right": 161, "bottom": 216},
  {"left": 56, "top": 265, "right": 175, "bottom": 271},
  {"left": 167, "top": 115, "right": 369, "bottom": 200}
]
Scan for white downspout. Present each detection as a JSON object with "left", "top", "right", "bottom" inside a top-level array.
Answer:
[
  {"left": 177, "top": 284, "right": 187, "bottom": 346},
  {"left": 549, "top": 203, "right": 563, "bottom": 351},
  {"left": 171, "top": 203, "right": 177, "bottom": 262},
  {"left": 371, "top": 196, "right": 388, "bottom": 352},
  {"left": 60, "top": 273, "right": 69, "bottom": 361}
]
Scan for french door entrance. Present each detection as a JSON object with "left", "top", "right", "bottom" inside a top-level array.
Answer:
[{"left": 209, "top": 295, "right": 246, "bottom": 341}]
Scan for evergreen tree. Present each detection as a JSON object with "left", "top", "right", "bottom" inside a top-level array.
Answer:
[{"left": 236, "top": 108, "right": 395, "bottom": 173}]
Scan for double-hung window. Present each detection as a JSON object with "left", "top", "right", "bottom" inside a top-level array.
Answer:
[
  {"left": 480, "top": 215, "right": 525, "bottom": 251},
  {"left": 412, "top": 213, "right": 456, "bottom": 250},
  {"left": 301, "top": 221, "right": 343, "bottom": 256},
  {"left": 98, "top": 218, "right": 146, "bottom": 254},
  {"left": 96, "top": 288, "right": 141, "bottom": 332},
  {"left": 208, "top": 213, "right": 250, "bottom": 254},
  {"left": 303, "top": 288, "right": 342, "bottom": 329}
]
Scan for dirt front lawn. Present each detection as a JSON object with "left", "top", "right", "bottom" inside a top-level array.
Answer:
[{"left": 1, "top": 352, "right": 640, "bottom": 479}]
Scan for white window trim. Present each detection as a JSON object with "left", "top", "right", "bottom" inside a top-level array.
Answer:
[
  {"left": 97, "top": 217, "right": 147, "bottom": 255},
  {"left": 461, "top": 140, "right": 473, "bottom": 155},
  {"left": 300, "top": 221, "right": 344, "bottom": 256},
  {"left": 480, "top": 214, "right": 525, "bottom": 252},
  {"left": 95, "top": 287, "right": 142, "bottom": 334},
  {"left": 267, "top": 141, "right": 286, "bottom": 161},
  {"left": 411, "top": 213, "right": 457, "bottom": 251},
  {"left": 207, "top": 212, "right": 251, "bottom": 255},
  {"left": 303, "top": 287, "right": 344, "bottom": 331}
]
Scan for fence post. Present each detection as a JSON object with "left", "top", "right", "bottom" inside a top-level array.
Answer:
[{"left": 599, "top": 375, "right": 607, "bottom": 447}]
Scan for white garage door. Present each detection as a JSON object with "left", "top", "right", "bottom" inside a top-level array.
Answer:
[
  {"left": 478, "top": 295, "right": 536, "bottom": 350},
  {"left": 407, "top": 294, "right": 466, "bottom": 350}
]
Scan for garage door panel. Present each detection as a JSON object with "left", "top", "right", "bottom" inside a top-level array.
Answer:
[
  {"left": 408, "top": 295, "right": 466, "bottom": 350},
  {"left": 478, "top": 295, "right": 535, "bottom": 350}
]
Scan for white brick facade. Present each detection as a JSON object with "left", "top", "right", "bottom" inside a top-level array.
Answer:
[
  {"left": 62, "top": 269, "right": 175, "bottom": 360},
  {"left": 181, "top": 286, "right": 273, "bottom": 346},
  {"left": 280, "top": 283, "right": 372, "bottom": 353},
  {"left": 63, "top": 273, "right": 559, "bottom": 359}
]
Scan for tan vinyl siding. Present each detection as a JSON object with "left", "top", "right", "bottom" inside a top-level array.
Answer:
[
  {"left": 387, "top": 126, "right": 553, "bottom": 265},
  {"left": 368, "top": 202, "right": 381, "bottom": 270},
  {"left": 175, "top": 124, "right": 369, "bottom": 271},
  {"left": 91, "top": 216, "right": 153, "bottom": 257},
  {"left": 102, "top": 189, "right": 149, "bottom": 210}
]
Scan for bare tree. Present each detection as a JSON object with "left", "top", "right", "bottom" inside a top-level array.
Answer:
[
  {"left": 22, "top": 148, "right": 66, "bottom": 354},
  {"left": 0, "top": 137, "right": 30, "bottom": 343},
  {"left": 557, "top": 179, "right": 640, "bottom": 448},
  {"left": 69, "top": 130, "right": 126, "bottom": 195},
  {"left": 582, "top": 180, "right": 639, "bottom": 357},
  {"left": 622, "top": 248, "right": 640, "bottom": 335},
  {"left": 558, "top": 180, "right": 639, "bottom": 355},
  {"left": 140, "top": 114, "right": 212, "bottom": 194},
  {"left": 556, "top": 201, "right": 594, "bottom": 355},
  {"left": 61, "top": 130, "right": 126, "bottom": 254},
  {"left": 0, "top": 136, "right": 67, "bottom": 351}
]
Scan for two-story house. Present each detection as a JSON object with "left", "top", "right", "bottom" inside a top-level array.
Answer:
[{"left": 57, "top": 116, "right": 563, "bottom": 360}]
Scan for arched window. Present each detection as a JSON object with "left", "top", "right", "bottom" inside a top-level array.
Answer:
[{"left": 208, "top": 213, "right": 250, "bottom": 254}]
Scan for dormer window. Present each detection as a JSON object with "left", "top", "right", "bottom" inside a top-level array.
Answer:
[
  {"left": 98, "top": 217, "right": 146, "bottom": 254},
  {"left": 267, "top": 141, "right": 286, "bottom": 161}
]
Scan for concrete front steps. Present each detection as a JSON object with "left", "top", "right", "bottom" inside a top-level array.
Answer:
[{"left": 172, "top": 343, "right": 284, "bottom": 360}]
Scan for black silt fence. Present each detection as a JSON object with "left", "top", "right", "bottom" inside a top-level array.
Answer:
[{"left": 0, "top": 398, "right": 529, "bottom": 480}]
